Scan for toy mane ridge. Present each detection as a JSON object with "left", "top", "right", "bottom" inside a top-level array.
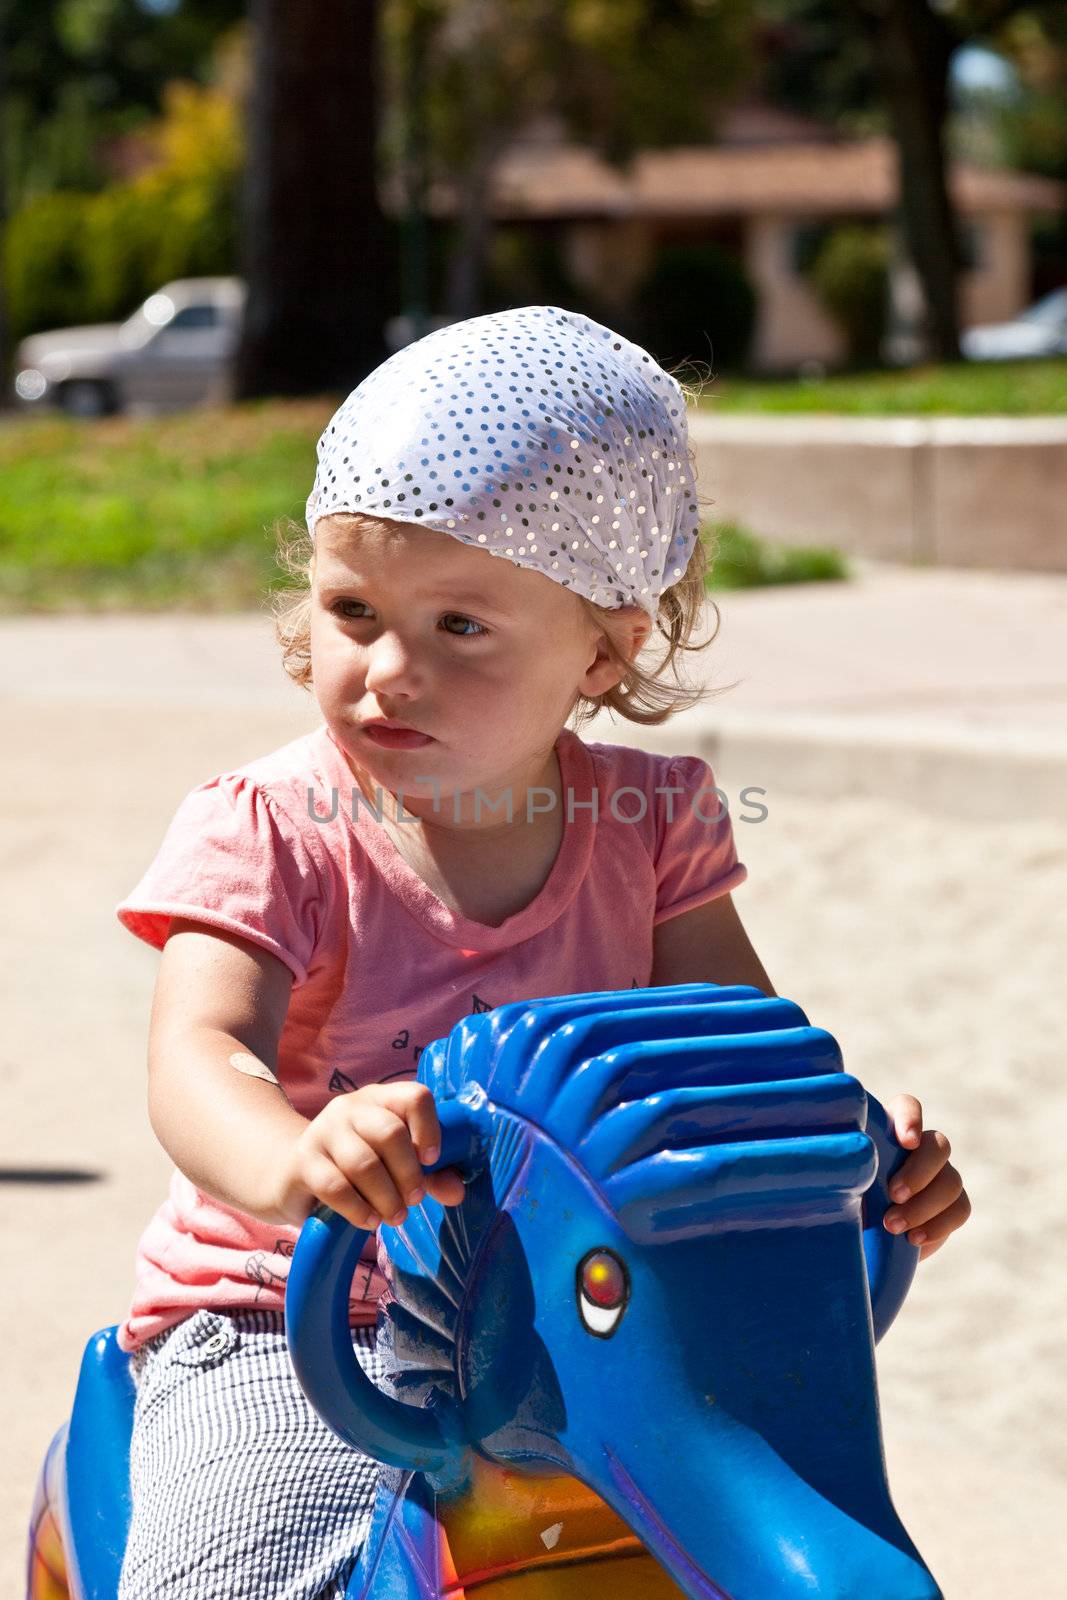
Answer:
[
  {"left": 381, "top": 987, "right": 878, "bottom": 1398},
  {"left": 416, "top": 986, "right": 873, "bottom": 1185}
]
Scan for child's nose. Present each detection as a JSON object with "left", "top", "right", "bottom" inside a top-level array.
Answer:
[{"left": 363, "top": 631, "right": 423, "bottom": 696}]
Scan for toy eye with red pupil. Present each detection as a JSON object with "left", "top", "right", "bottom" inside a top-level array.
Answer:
[
  {"left": 582, "top": 1252, "right": 625, "bottom": 1308},
  {"left": 576, "top": 1248, "right": 629, "bottom": 1337}
]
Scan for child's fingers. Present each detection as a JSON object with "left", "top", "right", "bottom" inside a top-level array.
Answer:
[
  {"left": 913, "top": 1191, "right": 972, "bottom": 1261},
  {"left": 339, "top": 1084, "right": 463, "bottom": 1219},
  {"left": 303, "top": 1149, "right": 386, "bottom": 1232},
  {"left": 918, "top": 1188, "right": 973, "bottom": 1259},
  {"left": 349, "top": 1101, "right": 436, "bottom": 1218},
  {"left": 886, "top": 1092, "right": 923, "bottom": 1149},
  {"left": 888, "top": 1126, "right": 953, "bottom": 1203},
  {"left": 884, "top": 1162, "right": 967, "bottom": 1240},
  {"left": 371, "top": 1081, "right": 444, "bottom": 1169},
  {"left": 425, "top": 1166, "right": 467, "bottom": 1208},
  {"left": 914, "top": 1187, "right": 971, "bottom": 1248},
  {"left": 326, "top": 1124, "right": 413, "bottom": 1223}
]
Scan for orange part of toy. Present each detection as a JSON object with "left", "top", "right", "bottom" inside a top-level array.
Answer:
[
  {"left": 26, "top": 1429, "right": 70, "bottom": 1600},
  {"left": 436, "top": 1453, "right": 684, "bottom": 1597}
]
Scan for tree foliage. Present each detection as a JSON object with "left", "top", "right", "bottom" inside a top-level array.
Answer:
[
  {"left": 4, "top": 60, "right": 241, "bottom": 341},
  {"left": 757, "top": 5, "right": 1067, "bottom": 167},
  {"left": 805, "top": 223, "right": 890, "bottom": 365},
  {"left": 553, "top": 0, "right": 754, "bottom": 157},
  {"left": 993, "top": 11, "right": 1067, "bottom": 176},
  {"left": 383, "top": 0, "right": 754, "bottom": 175},
  {"left": 1, "top": 0, "right": 244, "bottom": 207},
  {"left": 381, "top": 0, "right": 755, "bottom": 318},
  {"left": 755, "top": 2, "right": 1067, "bottom": 360}
]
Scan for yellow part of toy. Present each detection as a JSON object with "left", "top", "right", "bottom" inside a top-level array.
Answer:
[
  {"left": 26, "top": 1432, "right": 70, "bottom": 1600},
  {"left": 436, "top": 1453, "right": 685, "bottom": 1597}
]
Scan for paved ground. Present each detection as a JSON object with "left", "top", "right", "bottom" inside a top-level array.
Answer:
[{"left": 3, "top": 563, "right": 1065, "bottom": 1596}]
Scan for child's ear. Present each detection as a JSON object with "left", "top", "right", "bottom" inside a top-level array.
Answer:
[
  {"left": 623, "top": 606, "right": 654, "bottom": 658},
  {"left": 580, "top": 606, "right": 652, "bottom": 696}
]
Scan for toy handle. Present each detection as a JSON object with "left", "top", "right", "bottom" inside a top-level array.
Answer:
[
  {"left": 862, "top": 1092, "right": 921, "bottom": 1342},
  {"left": 288, "top": 1088, "right": 919, "bottom": 1469},
  {"left": 285, "top": 1096, "right": 487, "bottom": 1472}
]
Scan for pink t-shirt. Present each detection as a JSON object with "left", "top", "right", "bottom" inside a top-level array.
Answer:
[{"left": 114, "top": 723, "right": 746, "bottom": 1352}]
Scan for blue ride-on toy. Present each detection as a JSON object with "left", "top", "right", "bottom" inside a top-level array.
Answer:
[{"left": 29, "top": 982, "right": 943, "bottom": 1599}]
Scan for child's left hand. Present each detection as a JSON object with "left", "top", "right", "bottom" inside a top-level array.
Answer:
[{"left": 882, "top": 1094, "right": 971, "bottom": 1262}]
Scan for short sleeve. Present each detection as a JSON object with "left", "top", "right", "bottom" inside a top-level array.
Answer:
[
  {"left": 652, "top": 754, "right": 748, "bottom": 926},
  {"left": 115, "top": 773, "right": 327, "bottom": 984}
]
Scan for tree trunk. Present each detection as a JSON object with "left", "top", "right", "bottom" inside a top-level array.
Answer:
[
  {"left": 233, "top": 0, "right": 393, "bottom": 399},
  {"left": 444, "top": 143, "right": 500, "bottom": 320},
  {"left": 865, "top": 0, "right": 962, "bottom": 362},
  {"left": 439, "top": 1, "right": 512, "bottom": 323}
]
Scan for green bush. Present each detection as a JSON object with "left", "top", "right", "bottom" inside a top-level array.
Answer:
[
  {"left": 473, "top": 224, "right": 623, "bottom": 334},
  {"left": 3, "top": 80, "right": 241, "bottom": 348},
  {"left": 805, "top": 224, "right": 890, "bottom": 367},
  {"left": 3, "top": 190, "right": 98, "bottom": 339},
  {"left": 705, "top": 521, "right": 848, "bottom": 589},
  {"left": 632, "top": 242, "right": 757, "bottom": 374},
  {"left": 484, "top": 227, "right": 583, "bottom": 310}
]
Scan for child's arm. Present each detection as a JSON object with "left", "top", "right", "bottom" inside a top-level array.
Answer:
[
  {"left": 146, "top": 918, "right": 465, "bottom": 1231},
  {"left": 650, "top": 893, "right": 776, "bottom": 994},
  {"left": 649, "top": 894, "right": 971, "bottom": 1260}
]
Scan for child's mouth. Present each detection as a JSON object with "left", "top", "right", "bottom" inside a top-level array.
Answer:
[{"left": 362, "top": 725, "right": 435, "bottom": 750}]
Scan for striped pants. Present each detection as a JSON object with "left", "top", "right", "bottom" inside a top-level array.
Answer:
[{"left": 117, "top": 1309, "right": 384, "bottom": 1600}]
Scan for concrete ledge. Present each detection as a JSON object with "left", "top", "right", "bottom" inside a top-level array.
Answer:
[
  {"left": 615, "top": 709, "right": 1067, "bottom": 825},
  {"left": 689, "top": 413, "right": 1067, "bottom": 571}
]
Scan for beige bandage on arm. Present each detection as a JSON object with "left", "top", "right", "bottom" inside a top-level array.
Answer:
[{"left": 229, "top": 1050, "right": 281, "bottom": 1088}]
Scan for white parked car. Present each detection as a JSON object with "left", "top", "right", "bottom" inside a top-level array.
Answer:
[
  {"left": 961, "top": 288, "right": 1067, "bottom": 361},
  {"left": 12, "top": 277, "right": 246, "bottom": 416}
]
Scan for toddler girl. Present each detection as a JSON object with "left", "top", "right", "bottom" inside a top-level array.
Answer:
[{"left": 113, "top": 305, "right": 969, "bottom": 1600}]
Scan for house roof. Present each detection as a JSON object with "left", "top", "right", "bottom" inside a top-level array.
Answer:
[
  {"left": 713, "top": 101, "right": 842, "bottom": 147},
  {"left": 396, "top": 136, "right": 1066, "bottom": 221}
]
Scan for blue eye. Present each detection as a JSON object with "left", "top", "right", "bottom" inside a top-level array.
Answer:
[
  {"left": 440, "top": 613, "right": 488, "bottom": 638},
  {"left": 332, "top": 599, "right": 369, "bottom": 620}
]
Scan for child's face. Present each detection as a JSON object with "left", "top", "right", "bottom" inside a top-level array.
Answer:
[{"left": 309, "top": 515, "right": 643, "bottom": 806}]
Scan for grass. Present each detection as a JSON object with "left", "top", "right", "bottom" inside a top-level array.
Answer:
[
  {"left": 0, "top": 400, "right": 330, "bottom": 612},
  {"left": 0, "top": 399, "right": 851, "bottom": 612},
  {"left": 704, "top": 523, "right": 848, "bottom": 589},
  {"left": 690, "top": 356, "right": 1067, "bottom": 416}
]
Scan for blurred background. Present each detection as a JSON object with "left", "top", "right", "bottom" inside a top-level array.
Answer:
[
  {"left": 2, "top": 4, "right": 1066, "bottom": 1598},
  {"left": 2, "top": 0, "right": 1066, "bottom": 605}
]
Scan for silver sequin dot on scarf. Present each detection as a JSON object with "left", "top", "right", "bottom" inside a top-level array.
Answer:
[{"left": 305, "top": 304, "right": 702, "bottom": 617}]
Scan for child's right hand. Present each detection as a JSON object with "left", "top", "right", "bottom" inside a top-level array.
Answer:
[{"left": 276, "top": 1082, "right": 468, "bottom": 1231}]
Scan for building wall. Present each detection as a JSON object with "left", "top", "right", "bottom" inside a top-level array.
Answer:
[
  {"left": 960, "top": 211, "right": 1030, "bottom": 326},
  {"left": 742, "top": 215, "right": 846, "bottom": 372},
  {"left": 562, "top": 220, "right": 654, "bottom": 312},
  {"left": 560, "top": 206, "right": 1039, "bottom": 372},
  {"left": 570, "top": 212, "right": 853, "bottom": 373}
]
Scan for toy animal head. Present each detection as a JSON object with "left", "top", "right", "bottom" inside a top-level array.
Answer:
[{"left": 366, "top": 983, "right": 938, "bottom": 1599}]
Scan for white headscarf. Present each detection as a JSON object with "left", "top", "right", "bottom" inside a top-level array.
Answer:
[{"left": 305, "top": 304, "right": 701, "bottom": 617}]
